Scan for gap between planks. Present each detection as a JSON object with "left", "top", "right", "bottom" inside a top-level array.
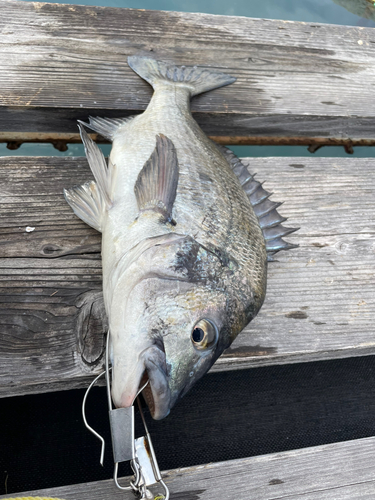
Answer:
[{"left": 1, "top": 132, "right": 374, "bottom": 147}]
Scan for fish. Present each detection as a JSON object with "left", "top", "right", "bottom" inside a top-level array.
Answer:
[
  {"left": 332, "top": 0, "right": 375, "bottom": 22},
  {"left": 64, "top": 56, "right": 297, "bottom": 420}
]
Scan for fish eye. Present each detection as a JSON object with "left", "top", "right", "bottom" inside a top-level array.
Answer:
[{"left": 191, "top": 319, "right": 217, "bottom": 350}]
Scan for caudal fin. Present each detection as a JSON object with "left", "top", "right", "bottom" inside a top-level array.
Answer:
[{"left": 128, "top": 56, "right": 236, "bottom": 97}]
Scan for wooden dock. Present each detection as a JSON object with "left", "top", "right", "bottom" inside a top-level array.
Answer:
[
  {"left": 1, "top": 1, "right": 375, "bottom": 498},
  {"left": 2, "top": 1, "right": 375, "bottom": 148},
  {"left": 1, "top": 156, "right": 374, "bottom": 396},
  {"left": 3, "top": 437, "right": 375, "bottom": 499}
]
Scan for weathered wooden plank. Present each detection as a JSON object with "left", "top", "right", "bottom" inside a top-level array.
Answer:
[
  {"left": 219, "top": 156, "right": 375, "bottom": 371},
  {"left": 0, "top": 155, "right": 374, "bottom": 397},
  {"left": 2, "top": 2, "right": 375, "bottom": 146},
  {"left": 3, "top": 436, "right": 375, "bottom": 499}
]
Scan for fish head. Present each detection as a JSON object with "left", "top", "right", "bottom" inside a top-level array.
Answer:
[
  {"left": 148, "top": 281, "right": 231, "bottom": 416},
  {"left": 109, "top": 234, "right": 260, "bottom": 419}
]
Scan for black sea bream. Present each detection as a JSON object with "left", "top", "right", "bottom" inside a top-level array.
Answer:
[{"left": 64, "top": 56, "right": 297, "bottom": 419}]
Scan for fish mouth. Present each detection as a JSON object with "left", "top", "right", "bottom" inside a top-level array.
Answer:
[
  {"left": 140, "top": 372, "right": 168, "bottom": 419},
  {"left": 114, "top": 343, "right": 171, "bottom": 420}
]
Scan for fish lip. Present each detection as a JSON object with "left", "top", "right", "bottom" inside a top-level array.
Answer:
[
  {"left": 142, "top": 345, "right": 171, "bottom": 420},
  {"left": 117, "top": 343, "right": 171, "bottom": 420}
]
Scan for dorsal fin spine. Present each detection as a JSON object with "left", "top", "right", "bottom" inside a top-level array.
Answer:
[
  {"left": 255, "top": 200, "right": 283, "bottom": 219},
  {"left": 263, "top": 225, "right": 298, "bottom": 241},
  {"left": 217, "top": 145, "right": 298, "bottom": 259},
  {"left": 249, "top": 187, "right": 272, "bottom": 206},
  {"left": 259, "top": 211, "right": 287, "bottom": 229}
]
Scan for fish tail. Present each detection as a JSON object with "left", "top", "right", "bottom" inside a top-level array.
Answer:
[{"left": 128, "top": 56, "right": 236, "bottom": 96}]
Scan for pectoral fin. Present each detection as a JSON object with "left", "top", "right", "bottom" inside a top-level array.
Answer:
[
  {"left": 78, "top": 124, "right": 114, "bottom": 209},
  {"left": 64, "top": 124, "right": 115, "bottom": 232},
  {"left": 64, "top": 180, "right": 104, "bottom": 232},
  {"left": 134, "top": 134, "right": 179, "bottom": 223}
]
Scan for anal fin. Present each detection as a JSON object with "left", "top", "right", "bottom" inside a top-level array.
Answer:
[{"left": 134, "top": 134, "right": 179, "bottom": 223}]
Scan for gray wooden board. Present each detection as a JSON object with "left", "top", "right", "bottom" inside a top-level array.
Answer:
[
  {"left": 0, "top": 156, "right": 374, "bottom": 397},
  {"left": 3, "top": 436, "right": 375, "bottom": 499},
  {"left": 2, "top": 1, "right": 375, "bottom": 145}
]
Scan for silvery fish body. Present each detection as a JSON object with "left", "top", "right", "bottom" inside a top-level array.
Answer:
[{"left": 64, "top": 57, "right": 296, "bottom": 420}]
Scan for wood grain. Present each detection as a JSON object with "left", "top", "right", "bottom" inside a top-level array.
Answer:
[
  {"left": 220, "top": 156, "right": 375, "bottom": 370},
  {"left": 2, "top": 2, "right": 375, "bottom": 144},
  {"left": 3, "top": 436, "right": 375, "bottom": 499},
  {"left": 0, "top": 156, "right": 374, "bottom": 397}
]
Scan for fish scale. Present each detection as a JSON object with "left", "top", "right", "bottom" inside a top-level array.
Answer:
[
  {"left": 64, "top": 56, "right": 296, "bottom": 421},
  {"left": 109, "top": 100, "right": 261, "bottom": 280}
]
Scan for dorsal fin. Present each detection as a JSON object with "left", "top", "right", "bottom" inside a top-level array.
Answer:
[
  {"left": 134, "top": 134, "right": 179, "bottom": 223},
  {"left": 78, "top": 115, "right": 135, "bottom": 141},
  {"left": 218, "top": 145, "right": 298, "bottom": 261}
]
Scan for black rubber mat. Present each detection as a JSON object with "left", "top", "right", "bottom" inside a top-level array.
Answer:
[{"left": 2, "top": 355, "right": 375, "bottom": 494}]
